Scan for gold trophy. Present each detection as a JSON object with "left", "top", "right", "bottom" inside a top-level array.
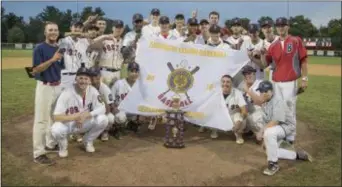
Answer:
[{"left": 164, "top": 94, "right": 186, "bottom": 148}]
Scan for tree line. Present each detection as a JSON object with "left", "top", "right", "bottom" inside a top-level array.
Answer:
[{"left": 1, "top": 6, "right": 341, "bottom": 49}]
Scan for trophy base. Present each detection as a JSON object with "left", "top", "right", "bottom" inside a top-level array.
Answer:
[{"left": 164, "top": 142, "right": 185, "bottom": 149}]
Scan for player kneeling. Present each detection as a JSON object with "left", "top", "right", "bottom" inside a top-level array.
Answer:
[
  {"left": 111, "top": 62, "right": 143, "bottom": 134},
  {"left": 88, "top": 67, "right": 116, "bottom": 141},
  {"left": 244, "top": 80, "right": 313, "bottom": 176},
  {"left": 238, "top": 65, "right": 264, "bottom": 143},
  {"left": 51, "top": 65, "right": 108, "bottom": 158}
]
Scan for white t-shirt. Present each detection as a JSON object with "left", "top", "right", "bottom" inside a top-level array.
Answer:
[
  {"left": 59, "top": 36, "right": 90, "bottom": 72},
  {"left": 224, "top": 88, "right": 247, "bottom": 114},
  {"left": 111, "top": 79, "right": 133, "bottom": 105},
  {"left": 54, "top": 85, "right": 105, "bottom": 117},
  {"left": 98, "top": 38, "right": 123, "bottom": 69},
  {"left": 142, "top": 24, "right": 160, "bottom": 37}
]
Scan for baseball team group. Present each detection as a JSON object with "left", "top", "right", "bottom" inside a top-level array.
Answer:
[{"left": 30, "top": 8, "right": 312, "bottom": 176}]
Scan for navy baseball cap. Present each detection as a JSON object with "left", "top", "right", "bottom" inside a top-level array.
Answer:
[
  {"left": 256, "top": 80, "right": 273, "bottom": 93},
  {"left": 209, "top": 24, "right": 221, "bottom": 34},
  {"left": 175, "top": 14, "right": 185, "bottom": 20},
  {"left": 159, "top": 16, "right": 170, "bottom": 24},
  {"left": 231, "top": 17, "right": 241, "bottom": 26},
  {"left": 200, "top": 19, "right": 209, "bottom": 25},
  {"left": 248, "top": 23, "right": 259, "bottom": 34},
  {"left": 133, "top": 13, "right": 144, "bottom": 22},
  {"left": 275, "top": 17, "right": 289, "bottom": 26},
  {"left": 127, "top": 62, "right": 140, "bottom": 71},
  {"left": 88, "top": 66, "right": 101, "bottom": 77},
  {"left": 241, "top": 65, "right": 257, "bottom": 75},
  {"left": 114, "top": 20, "right": 124, "bottom": 28},
  {"left": 260, "top": 19, "right": 274, "bottom": 27},
  {"left": 76, "top": 63, "right": 91, "bottom": 77},
  {"left": 187, "top": 18, "right": 198, "bottom": 25},
  {"left": 151, "top": 8, "right": 160, "bottom": 15}
]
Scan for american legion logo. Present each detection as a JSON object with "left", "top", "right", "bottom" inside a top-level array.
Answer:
[{"left": 158, "top": 60, "right": 200, "bottom": 107}]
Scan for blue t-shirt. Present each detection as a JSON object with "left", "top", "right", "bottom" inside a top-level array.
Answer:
[{"left": 32, "top": 42, "right": 64, "bottom": 82}]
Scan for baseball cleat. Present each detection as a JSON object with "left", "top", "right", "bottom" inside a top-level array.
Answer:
[
  {"left": 58, "top": 150, "right": 68, "bottom": 158},
  {"left": 84, "top": 143, "right": 95, "bottom": 153},
  {"left": 263, "top": 161, "right": 280, "bottom": 176},
  {"left": 210, "top": 130, "right": 218, "bottom": 139},
  {"left": 235, "top": 133, "right": 244, "bottom": 144},
  {"left": 198, "top": 126, "right": 205, "bottom": 133},
  {"left": 296, "top": 150, "right": 314, "bottom": 162},
  {"left": 34, "top": 155, "right": 56, "bottom": 166},
  {"left": 100, "top": 132, "right": 109, "bottom": 141}
]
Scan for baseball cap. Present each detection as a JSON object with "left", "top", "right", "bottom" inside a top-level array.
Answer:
[
  {"left": 159, "top": 16, "right": 170, "bottom": 24},
  {"left": 187, "top": 18, "right": 198, "bottom": 25},
  {"left": 231, "top": 17, "right": 241, "bottom": 26},
  {"left": 88, "top": 66, "right": 101, "bottom": 77},
  {"left": 275, "top": 17, "right": 289, "bottom": 26},
  {"left": 151, "top": 8, "right": 160, "bottom": 15},
  {"left": 127, "top": 62, "right": 140, "bottom": 71},
  {"left": 256, "top": 80, "right": 273, "bottom": 93},
  {"left": 241, "top": 65, "right": 257, "bottom": 75},
  {"left": 114, "top": 20, "right": 124, "bottom": 28},
  {"left": 260, "top": 19, "right": 274, "bottom": 27},
  {"left": 248, "top": 23, "right": 259, "bottom": 34},
  {"left": 76, "top": 63, "right": 91, "bottom": 77},
  {"left": 133, "top": 13, "right": 144, "bottom": 22},
  {"left": 71, "top": 21, "right": 84, "bottom": 27},
  {"left": 200, "top": 19, "right": 209, "bottom": 25},
  {"left": 209, "top": 24, "right": 221, "bottom": 34},
  {"left": 175, "top": 14, "right": 185, "bottom": 20}
]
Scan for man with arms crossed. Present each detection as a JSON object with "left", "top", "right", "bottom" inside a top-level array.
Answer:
[
  {"left": 142, "top": 8, "right": 161, "bottom": 37},
  {"left": 31, "top": 22, "right": 64, "bottom": 165}
]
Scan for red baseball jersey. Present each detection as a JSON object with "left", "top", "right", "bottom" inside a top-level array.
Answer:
[{"left": 266, "top": 35, "right": 307, "bottom": 82}]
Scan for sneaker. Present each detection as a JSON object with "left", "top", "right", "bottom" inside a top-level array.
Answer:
[
  {"left": 33, "top": 155, "right": 56, "bottom": 166},
  {"left": 210, "top": 130, "right": 218, "bottom": 139},
  {"left": 45, "top": 145, "right": 59, "bottom": 152},
  {"left": 263, "top": 161, "right": 280, "bottom": 176},
  {"left": 296, "top": 150, "right": 313, "bottom": 162},
  {"left": 100, "top": 131, "right": 109, "bottom": 141},
  {"left": 198, "top": 126, "right": 205, "bottom": 133},
  {"left": 235, "top": 133, "right": 244, "bottom": 144},
  {"left": 58, "top": 150, "right": 68, "bottom": 158},
  {"left": 84, "top": 143, "right": 95, "bottom": 153}
]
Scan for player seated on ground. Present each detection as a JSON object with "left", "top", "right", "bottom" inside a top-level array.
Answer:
[
  {"left": 111, "top": 62, "right": 145, "bottom": 133},
  {"left": 88, "top": 66, "right": 118, "bottom": 141},
  {"left": 51, "top": 65, "right": 108, "bottom": 158},
  {"left": 237, "top": 65, "right": 264, "bottom": 143},
  {"left": 199, "top": 75, "right": 247, "bottom": 143},
  {"left": 244, "top": 80, "right": 313, "bottom": 176}
]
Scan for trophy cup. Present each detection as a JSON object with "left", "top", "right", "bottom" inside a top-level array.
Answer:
[{"left": 164, "top": 94, "right": 186, "bottom": 149}]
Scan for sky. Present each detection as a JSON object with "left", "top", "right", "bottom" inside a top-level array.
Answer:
[{"left": 2, "top": 1, "right": 341, "bottom": 27}]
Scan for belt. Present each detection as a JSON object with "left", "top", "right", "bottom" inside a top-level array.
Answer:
[
  {"left": 42, "top": 81, "right": 61, "bottom": 86},
  {"left": 62, "top": 72, "right": 77, "bottom": 75},
  {"left": 100, "top": 67, "right": 120, "bottom": 72}
]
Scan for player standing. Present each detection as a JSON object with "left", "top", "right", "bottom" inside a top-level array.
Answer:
[
  {"left": 244, "top": 80, "right": 312, "bottom": 176},
  {"left": 206, "top": 24, "right": 231, "bottom": 49},
  {"left": 183, "top": 18, "right": 200, "bottom": 43},
  {"left": 142, "top": 8, "right": 161, "bottom": 37},
  {"left": 197, "top": 19, "right": 210, "bottom": 44},
  {"left": 208, "top": 11, "right": 220, "bottom": 26},
  {"left": 51, "top": 65, "right": 108, "bottom": 158},
  {"left": 171, "top": 14, "right": 186, "bottom": 39},
  {"left": 31, "top": 22, "right": 63, "bottom": 165},
  {"left": 96, "top": 18, "right": 107, "bottom": 36},
  {"left": 89, "top": 20, "right": 125, "bottom": 86},
  {"left": 260, "top": 17, "right": 309, "bottom": 144},
  {"left": 226, "top": 17, "right": 250, "bottom": 49},
  {"left": 157, "top": 16, "right": 178, "bottom": 40}
]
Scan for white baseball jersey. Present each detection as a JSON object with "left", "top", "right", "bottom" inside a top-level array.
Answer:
[
  {"left": 98, "top": 38, "right": 123, "bottom": 69},
  {"left": 59, "top": 36, "right": 90, "bottom": 72},
  {"left": 97, "top": 82, "right": 114, "bottom": 105},
  {"left": 226, "top": 35, "right": 250, "bottom": 50},
  {"left": 244, "top": 38, "right": 265, "bottom": 80},
  {"left": 171, "top": 28, "right": 183, "bottom": 38},
  {"left": 207, "top": 38, "right": 232, "bottom": 50},
  {"left": 142, "top": 24, "right": 160, "bottom": 37},
  {"left": 264, "top": 35, "right": 280, "bottom": 50},
  {"left": 157, "top": 31, "right": 180, "bottom": 41},
  {"left": 111, "top": 79, "right": 132, "bottom": 105},
  {"left": 53, "top": 85, "right": 105, "bottom": 117},
  {"left": 224, "top": 88, "right": 247, "bottom": 114},
  {"left": 237, "top": 79, "right": 262, "bottom": 113},
  {"left": 123, "top": 31, "right": 138, "bottom": 47}
]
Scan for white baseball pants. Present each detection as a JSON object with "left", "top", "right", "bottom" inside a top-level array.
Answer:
[
  {"left": 264, "top": 125, "right": 297, "bottom": 162},
  {"left": 273, "top": 80, "right": 297, "bottom": 141},
  {"left": 231, "top": 112, "right": 246, "bottom": 133},
  {"left": 106, "top": 113, "right": 115, "bottom": 130},
  {"left": 100, "top": 70, "right": 121, "bottom": 86},
  {"left": 51, "top": 114, "right": 108, "bottom": 152},
  {"left": 246, "top": 109, "right": 264, "bottom": 134},
  {"left": 33, "top": 81, "right": 62, "bottom": 158}
]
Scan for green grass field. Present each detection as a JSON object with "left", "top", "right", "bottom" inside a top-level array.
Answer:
[{"left": 1, "top": 52, "right": 341, "bottom": 186}]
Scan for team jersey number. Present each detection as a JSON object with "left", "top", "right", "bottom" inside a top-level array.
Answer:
[
  {"left": 61, "top": 48, "right": 82, "bottom": 59},
  {"left": 66, "top": 106, "right": 79, "bottom": 115},
  {"left": 115, "top": 93, "right": 128, "bottom": 103},
  {"left": 103, "top": 44, "right": 120, "bottom": 53}
]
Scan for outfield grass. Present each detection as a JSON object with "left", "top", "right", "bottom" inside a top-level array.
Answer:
[
  {"left": 1, "top": 68, "right": 341, "bottom": 186},
  {"left": 2, "top": 49, "right": 33, "bottom": 58}
]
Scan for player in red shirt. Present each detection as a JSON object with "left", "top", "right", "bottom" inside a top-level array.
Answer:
[{"left": 259, "top": 17, "right": 308, "bottom": 143}]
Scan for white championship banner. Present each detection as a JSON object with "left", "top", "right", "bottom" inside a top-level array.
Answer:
[{"left": 119, "top": 36, "right": 249, "bottom": 131}]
